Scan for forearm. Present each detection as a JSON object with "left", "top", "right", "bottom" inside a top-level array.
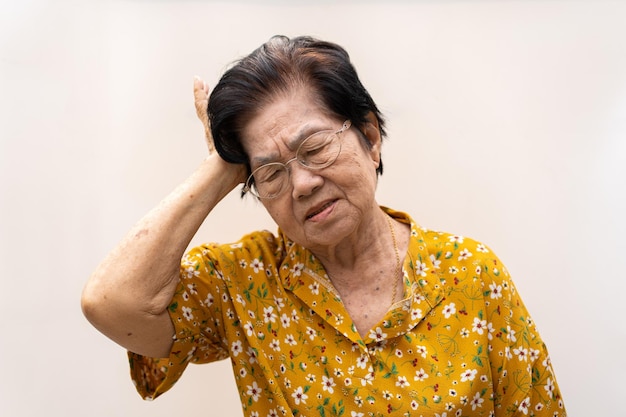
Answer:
[{"left": 82, "top": 154, "right": 244, "bottom": 356}]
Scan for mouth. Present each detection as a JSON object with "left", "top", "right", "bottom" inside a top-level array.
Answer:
[{"left": 305, "top": 199, "right": 337, "bottom": 220}]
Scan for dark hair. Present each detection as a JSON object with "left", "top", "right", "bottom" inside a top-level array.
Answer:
[{"left": 208, "top": 35, "right": 386, "bottom": 178}]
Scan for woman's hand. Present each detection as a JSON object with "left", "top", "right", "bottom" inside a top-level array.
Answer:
[
  {"left": 194, "top": 75, "right": 215, "bottom": 153},
  {"left": 193, "top": 75, "right": 247, "bottom": 186}
]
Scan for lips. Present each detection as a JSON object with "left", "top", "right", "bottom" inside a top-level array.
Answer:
[{"left": 305, "top": 199, "right": 337, "bottom": 220}]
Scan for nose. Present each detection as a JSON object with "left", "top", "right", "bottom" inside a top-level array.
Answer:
[{"left": 289, "top": 162, "right": 323, "bottom": 199}]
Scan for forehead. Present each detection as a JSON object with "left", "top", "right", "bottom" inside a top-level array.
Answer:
[{"left": 240, "top": 92, "right": 337, "bottom": 164}]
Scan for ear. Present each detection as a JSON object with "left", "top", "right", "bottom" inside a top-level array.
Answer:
[{"left": 360, "top": 112, "right": 382, "bottom": 169}]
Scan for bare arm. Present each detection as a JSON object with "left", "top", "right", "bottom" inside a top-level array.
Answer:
[{"left": 81, "top": 78, "right": 246, "bottom": 358}]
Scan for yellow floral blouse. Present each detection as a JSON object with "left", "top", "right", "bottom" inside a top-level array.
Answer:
[{"left": 129, "top": 207, "right": 566, "bottom": 416}]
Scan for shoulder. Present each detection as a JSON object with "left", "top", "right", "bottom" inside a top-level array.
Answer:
[{"left": 181, "top": 229, "right": 286, "bottom": 278}]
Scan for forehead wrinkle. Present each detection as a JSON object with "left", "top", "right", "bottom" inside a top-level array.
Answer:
[{"left": 250, "top": 122, "right": 323, "bottom": 167}]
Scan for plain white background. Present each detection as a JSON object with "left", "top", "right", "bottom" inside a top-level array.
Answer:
[{"left": 1, "top": 0, "right": 625, "bottom": 415}]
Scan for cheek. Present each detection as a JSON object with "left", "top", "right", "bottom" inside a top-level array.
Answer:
[
  {"left": 337, "top": 149, "right": 378, "bottom": 187},
  {"left": 262, "top": 199, "right": 293, "bottom": 227}
]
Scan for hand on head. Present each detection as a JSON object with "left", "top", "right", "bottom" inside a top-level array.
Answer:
[{"left": 193, "top": 76, "right": 215, "bottom": 153}]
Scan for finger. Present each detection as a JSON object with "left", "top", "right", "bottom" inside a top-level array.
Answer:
[
  {"left": 193, "top": 76, "right": 215, "bottom": 153},
  {"left": 193, "top": 76, "right": 208, "bottom": 114}
]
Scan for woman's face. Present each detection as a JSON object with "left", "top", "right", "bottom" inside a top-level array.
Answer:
[{"left": 240, "top": 90, "right": 382, "bottom": 253}]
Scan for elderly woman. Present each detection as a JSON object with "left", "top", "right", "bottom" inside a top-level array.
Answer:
[{"left": 82, "top": 36, "right": 566, "bottom": 416}]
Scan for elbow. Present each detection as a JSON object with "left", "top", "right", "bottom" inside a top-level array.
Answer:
[{"left": 80, "top": 280, "right": 105, "bottom": 327}]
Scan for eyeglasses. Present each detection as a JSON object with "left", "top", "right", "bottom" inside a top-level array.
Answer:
[{"left": 243, "top": 120, "right": 352, "bottom": 199}]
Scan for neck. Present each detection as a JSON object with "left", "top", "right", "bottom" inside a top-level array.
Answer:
[{"left": 310, "top": 207, "right": 398, "bottom": 289}]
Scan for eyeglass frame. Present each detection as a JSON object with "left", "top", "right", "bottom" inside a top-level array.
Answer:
[{"left": 243, "top": 119, "right": 352, "bottom": 199}]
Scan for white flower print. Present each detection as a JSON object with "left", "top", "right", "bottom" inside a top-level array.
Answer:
[
  {"left": 244, "top": 322, "right": 254, "bottom": 337},
  {"left": 429, "top": 254, "right": 441, "bottom": 269},
  {"left": 291, "top": 308, "right": 299, "bottom": 322},
  {"left": 544, "top": 378, "right": 555, "bottom": 396},
  {"left": 308, "top": 281, "right": 320, "bottom": 295},
  {"left": 246, "top": 381, "right": 261, "bottom": 402},
  {"left": 443, "top": 302, "right": 456, "bottom": 318},
  {"left": 489, "top": 282, "right": 503, "bottom": 299},
  {"left": 181, "top": 306, "right": 194, "bottom": 321},
  {"left": 306, "top": 327, "right": 317, "bottom": 340},
  {"left": 415, "top": 260, "right": 429, "bottom": 277},
  {"left": 187, "top": 283, "right": 198, "bottom": 295},
  {"left": 457, "top": 248, "right": 472, "bottom": 261},
  {"left": 369, "top": 327, "right": 387, "bottom": 342},
  {"left": 514, "top": 346, "right": 528, "bottom": 361},
  {"left": 231, "top": 340, "right": 243, "bottom": 357},
  {"left": 235, "top": 294, "right": 246, "bottom": 306},
  {"left": 506, "top": 325, "right": 517, "bottom": 342},
  {"left": 449, "top": 235, "right": 464, "bottom": 244},
  {"left": 263, "top": 306, "right": 277, "bottom": 323},
  {"left": 529, "top": 348, "right": 540, "bottom": 362},
  {"left": 322, "top": 375, "right": 336, "bottom": 393},
  {"left": 476, "top": 243, "right": 489, "bottom": 253},
  {"left": 411, "top": 400, "right": 419, "bottom": 410},
  {"left": 505, "top": 346, "right": 513, "bottom": 360},
  {"left": 183, "top": 266, "right": 200, "bottom": 279},
  {"left": 361, "top": 366, "right": 374, "bottom": 386},
  {"left": 356, "top": 354, "right": 369, "bottom": 369},
  {"left": 470, "top": 392, "right": 484, "bottom": 410},
  {"left": 280, "top": 313, "right": 291, "bottom": 328},
  {"left": 416, "top": 345, "right": 428, "bottom": 358},
  {"left": 250, "top": 258, "right": 264, "bottom": 273},
  {"left": 518, "top": 397, "right": 531, "bottom": 415},
  {"left": 460, "top": 368, "right": 477, "bottom": 382},
  {"left": 411, "top": 308, "right": 423, "bottom": 320},
  {"left": 396, "top": 376, "right": 410, "bottom": 388},
  {"left": 351, "top": 412, "right": 364, "bottom": 417},
  {"left": 246, "top": 347, "right": 257, "bottom": 364},
  {"left": 291, "top": 386, "right": 308, "bottom": 405},
  {"left": 414, "top": 368, "right": 429, "bottom": 381},
  {"left": 486, "top": 321, "right": 495, "bottom": 340},
  {"left": 284, "top": 334, "right": 297, "bottom": 346},
  {"left": 472, "top": 317, "right": 487, "bottom": 335},
  {"left": 269, "top": 339, "right": 280, "bottom": 351},
  {"left": 273, "top": 295, "right": 285, "bottom": 309},
  {"left": 203, "top": 292, "right": 214, "bottom": 306},
  {"left": 291, "top": 262, "right": 304, "bottom": 277}
]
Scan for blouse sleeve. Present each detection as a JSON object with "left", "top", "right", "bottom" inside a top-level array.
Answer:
[
  {"left": 480, "top": 251, "right": 567, "bottom": 416},
  {"left": 128, "top": 244, "right": 232, "bottom": 400}
]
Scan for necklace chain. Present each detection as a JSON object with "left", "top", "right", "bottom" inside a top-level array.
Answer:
[{"left": 386, "top": 214, "right": 402, "bottom": 305}]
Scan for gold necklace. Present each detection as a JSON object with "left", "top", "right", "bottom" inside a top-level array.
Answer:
[{"left": 386, "top": 214, "right": 402, "bottom": 305}]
